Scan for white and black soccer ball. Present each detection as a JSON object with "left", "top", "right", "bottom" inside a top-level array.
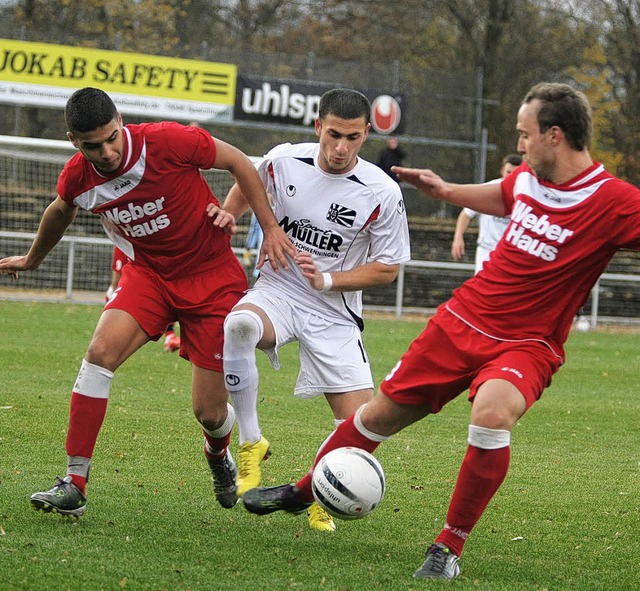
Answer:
[
  {"left": 575, "top": 317, "right": 591, "bottom": 332},
  {"left": 311, "top": 447, "right": 385, "bottom": 520}
]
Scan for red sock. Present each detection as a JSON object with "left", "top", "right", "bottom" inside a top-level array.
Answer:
[
  {"left": 71, "top": 474, "right": 88, "bottom": 495},
  {"left": 65, "top": 392, "right": 109, "bottom": 494},
  {"left": 435, "top": 444, "right": 510, "bottom": 556},
  {"left": 296, "top": 414, "right": 380, "bottom": 501},
  {"left": 203, "top": 429, "right": 230, "bottom": 460}
]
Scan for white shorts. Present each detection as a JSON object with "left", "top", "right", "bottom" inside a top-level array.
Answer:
[{"left": 237, "top": 288, "right": 374, "bottom": 398}]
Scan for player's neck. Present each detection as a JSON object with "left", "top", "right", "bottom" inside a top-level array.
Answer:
[{"left": 550, "top": 150, "right": 593, "bottom": 185}]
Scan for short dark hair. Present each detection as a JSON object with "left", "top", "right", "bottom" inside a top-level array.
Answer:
[
  {"left": 502, "top": 153, "right": 522, "bottom": 167},
  {"left": 65, "top": 87, "right": 118, "bottom": 133},
  {"left": 522, "top": 82, "right": 592, "bottom": 151},
  {"left": 318, "top": 88, "right": 371, "bottom": 125}
]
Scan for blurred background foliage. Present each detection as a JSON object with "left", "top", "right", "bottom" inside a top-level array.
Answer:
[{"left": 1, "top": 0, "right": 640, "bottom": 185}]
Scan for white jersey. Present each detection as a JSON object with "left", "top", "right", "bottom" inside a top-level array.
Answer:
[
  {"left": 253, "top": 142, "right": 411, "bottom": 328},
  {"left": 463, "top": 179, "right": 510, "bottom": 255}
]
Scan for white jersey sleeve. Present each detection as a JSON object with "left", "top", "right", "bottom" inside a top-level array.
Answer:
[{"left": 463, "top": 207, "right": 478, "bottom": 219}]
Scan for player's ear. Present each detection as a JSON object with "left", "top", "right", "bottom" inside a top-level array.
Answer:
[
  {"left": 315, "top": 118, "right": 322, "bottom": 138},
  {"left": 549, "top": 126, "right": 562, "bottom": 145},
  {"left": 66, "top": 131, "right": 78, "bottom": 148}
]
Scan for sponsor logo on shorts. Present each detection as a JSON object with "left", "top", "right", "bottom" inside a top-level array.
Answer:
[{"left": 501, "top": 366, "right": 523, "bottom": 379}]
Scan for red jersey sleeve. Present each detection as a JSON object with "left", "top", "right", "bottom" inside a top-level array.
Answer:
[
  {"left": 500, "top": 162, "right": 526, "bottom": 215},
  {"left": 56, "top": 152, "right": 88, "bottom": 206},
  {"left": 158, "top": 122, "right": 217, "bottom": 171}
]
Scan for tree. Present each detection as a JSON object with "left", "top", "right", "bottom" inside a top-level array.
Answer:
[
  {"left": 596, "top": 0, "right": 640, "bottom": 184},
  {"left": 1, "top": 0, "right": 634, "bottom": 181},
  {"left": 567, "top": 42, "right": 623, "bottom": 175},
  {"left": 8, "top": 0, "right": 181, "bottom": 54}
]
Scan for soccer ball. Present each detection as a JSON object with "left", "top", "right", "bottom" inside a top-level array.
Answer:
[
  {"left": 575, "top": 317, "right": 591, "bottom": 332},
  {"left": 311, "top": 447, "right": 385, "bottom": 520}
]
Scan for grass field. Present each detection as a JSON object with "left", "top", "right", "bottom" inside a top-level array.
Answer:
[{"left": 0, "top": 300, "right": 638, "bottom": 591}]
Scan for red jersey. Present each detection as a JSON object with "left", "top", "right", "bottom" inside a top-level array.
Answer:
[
  {"left": 57, "top": 122, "right": 230, "bottom": 280},
  {"left": 446, "top": 162, "right": 640, "bottom": 361}
]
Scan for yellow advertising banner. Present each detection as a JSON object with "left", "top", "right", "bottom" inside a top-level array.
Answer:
[{"left": 0, "top": 39, "right": 237, "bottom": 122}]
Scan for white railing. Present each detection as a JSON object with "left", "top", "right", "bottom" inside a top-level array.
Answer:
[
  {"left": 4, "top": 133, "right": 638, "bottom": 326},
  {"left": 393, "top": 260, "right": 640, "bottom": 327},
  {"left": 2, "top": 230, "right": 639, "bottom": 327}
]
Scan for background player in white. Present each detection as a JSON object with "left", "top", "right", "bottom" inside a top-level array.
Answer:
[
  {"left": 218, "top": 88, "right": 411, "bottom": 532},
  {"left": 0, "top": 87, "right": 294, "bottom": 517},
  {"left": 451, "top": 153, "right": 522, "bottom": 273},
  {"left": 241, "top": 82, "right": 640, "bottom": 578}
]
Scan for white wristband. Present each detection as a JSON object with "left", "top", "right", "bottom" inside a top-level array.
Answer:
[{"left": 320, "top": 272, "right": 333, "bottom": 292}]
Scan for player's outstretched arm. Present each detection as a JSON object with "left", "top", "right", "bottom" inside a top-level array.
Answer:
[
  {"left": 392, "top": 166, "right": 506, "bottom": 215},
  {"left": 392, "top": 166, "right": 451, "bottom": 200},
  {"left": 0, "top": 196, "right": 76, "bottom": 279},
  {"left": 214, "top": 140, "right": 296, "bottom": 271}
]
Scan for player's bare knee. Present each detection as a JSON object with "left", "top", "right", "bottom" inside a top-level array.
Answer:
[
  {"left": 470, "top": 406, "right": 515, "bottom": 431},
  {"left": 195, "top": 407, "right": 227, "bottom": 432},
  {"left": 197, "top": 402, "right": 235, "bottom": 436},
  {"left": 85, "top": 338, "right": 119, "bottom": 370}
]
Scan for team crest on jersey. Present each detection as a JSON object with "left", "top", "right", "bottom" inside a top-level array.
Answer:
[{"left": 326, "top": 203, "right": 356, "bottom": 227}]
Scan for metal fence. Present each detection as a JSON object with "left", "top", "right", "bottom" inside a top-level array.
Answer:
[
  {"left": 2, "top": 134, "right": 640, "bottom": 327},
  {"left": 1, "top": 231, "right": 639, "bottom": 329}
]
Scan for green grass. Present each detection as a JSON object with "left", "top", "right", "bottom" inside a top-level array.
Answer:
[{"left": 0, "top": 301, "right": 638, "bottom": 591}]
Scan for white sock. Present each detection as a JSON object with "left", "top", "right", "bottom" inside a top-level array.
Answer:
[
  {"left": 354, "top": 404, "right": 390, "bottom": 442},
  {"left": 467, "top": 424, "right": 511, "bottom": 449},
  {"left": 223, "top": 309, "right": 263, "bottom": 445}
]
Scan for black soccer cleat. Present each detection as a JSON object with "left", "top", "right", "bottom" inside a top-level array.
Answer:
[
  {"left": 209, "top": 449, "right": 238, "bottom": 509},
  {"left": 413, "top": 543, "right": 461, "bottom": 579},
  {"left": 30, "top": 476, "right": 87, "bottom": 518},
  {"left": 243, "top": 484, "right": 312, "bottom": 516}
]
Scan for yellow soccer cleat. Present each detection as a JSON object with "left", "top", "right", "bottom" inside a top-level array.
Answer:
[
  {"left": 307, "top": 502, "right": 336, "bottom": 533},
  {"left": 237, "top": 436, "right": 271, "bottom": 497}
]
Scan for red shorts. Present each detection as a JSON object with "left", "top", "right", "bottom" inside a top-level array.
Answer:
[
  {"left": 105, "top": 249, "right": 247, "bottom": 371},
  {"left": 380, "top": 309, "right": 562, "bottom": 412},
  {"left": 112, "top": 246, "right": 130, "bottom": 273}
]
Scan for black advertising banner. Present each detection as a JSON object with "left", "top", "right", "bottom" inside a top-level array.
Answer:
[{"left": 234, "top": 74, "right": 405, "bottom": 134}]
